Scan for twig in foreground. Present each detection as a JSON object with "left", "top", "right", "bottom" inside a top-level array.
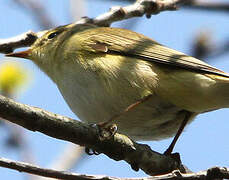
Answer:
[
  {"left": 0, "top": 157, "right": 229, "bottom": 180},
  {"left": 0, "top": 157, "right": 116, "bottom": 180}
]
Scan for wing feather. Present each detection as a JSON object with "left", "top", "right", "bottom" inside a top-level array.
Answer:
[{"left": 81, "top": 27, "right": 229, "bottom": 78}]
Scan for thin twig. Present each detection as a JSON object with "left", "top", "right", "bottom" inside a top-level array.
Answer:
[
  {"left": 0, "top": 31, "right": 37, "bottom": 54},
  {"left": 77, "top": 0, "right": 185, "bottom": 26},
  {"left": 184, "top": 0, "right": 229, "bottom": 13},
  {"left": 0, "top": 30, "right": 47, "bottom": 54},
  {"left": 0, "top": 157, "right": 119, "bottom": 180},
  {"left": 0, "top": 0, "right": 185, "bottom": 54},
  {"left": 0, "top": 157, "right": 229, "bottom": 180}
]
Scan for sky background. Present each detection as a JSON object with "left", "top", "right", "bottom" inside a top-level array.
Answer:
[{"left": 0, "top": 0, "right": 229, "bottom": 179}]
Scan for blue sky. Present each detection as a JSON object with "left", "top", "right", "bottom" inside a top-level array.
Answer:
[{"left": 0, "top": 0, "right": 229, "bottom": 179}]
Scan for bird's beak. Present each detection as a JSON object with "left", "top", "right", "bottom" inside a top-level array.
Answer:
[{"left": 6, "top": 49, "right": 32, "bottom": 59}]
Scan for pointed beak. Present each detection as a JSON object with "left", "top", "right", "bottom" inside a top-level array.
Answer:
[{"left": 6, "top": 49, "right": 32, "bottom": 59}]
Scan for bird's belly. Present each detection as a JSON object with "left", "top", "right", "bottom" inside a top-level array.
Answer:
[{"left": 57, "top": 80, "right": 189, "bottom": 141}]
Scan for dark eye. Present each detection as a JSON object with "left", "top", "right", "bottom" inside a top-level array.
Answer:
[{"left": 47, "top": 32, "right": 59, "bottom": 39}]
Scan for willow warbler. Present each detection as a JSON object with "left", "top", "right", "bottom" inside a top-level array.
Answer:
[{"left": 6, "top": 24, "right": 229, "bottom": 153}]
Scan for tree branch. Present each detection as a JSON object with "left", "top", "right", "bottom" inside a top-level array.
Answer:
[
  {"left": 0, "top": 95, "right": 182, "bottom": 175},
  {"left": 0, "top": 0, "right": 184, "bottom": 54},
  {"left": 0, "top": 0, "right": 189, "bottom": 176},
  {"left": 0, "top": 157, "right": 229, "bottom": 180},
  {"left": 0, "top": 30, "right": 47, "bottom": 54},
  {"left": 0, "top": 157, "right": 119, "bottom": 180},
  {"left": 1, "top": 0, "right": 228, "bottom": 177},
  {"left": 109, "top": 0, "right": 229, "bottom": 13},
  {"left": 0, "top": 31, "right": 37, "bottom": 54},
  {"left": 76, "top": 0, "right": 185, "bottom": 26},
  {"left": 184, "top": 0, "right": 229, "bottom": 13},
  {"left": 1, "top": 0, "right": 228, "bottom": 54}
]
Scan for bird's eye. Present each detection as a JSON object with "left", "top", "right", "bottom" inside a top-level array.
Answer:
[{"left": 47, "top": 32, "right": 59, "bottom": 39}]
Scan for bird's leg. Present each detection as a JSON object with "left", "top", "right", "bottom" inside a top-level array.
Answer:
[
  {"left": 97, "top": 94, "right": 153, "bottom": 140},
  {"left": 164, "top": 111, "right": 193, "bottom": 155}
]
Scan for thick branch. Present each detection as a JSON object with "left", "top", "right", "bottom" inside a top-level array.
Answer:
[
  {"left": 0, "top": 95, "right": 181, "bottom": 175},
  {"left": 0, "top": 157, "right": 229, "bottom": 180}
]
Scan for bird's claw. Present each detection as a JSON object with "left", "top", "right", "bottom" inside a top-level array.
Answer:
[
  {"left": 97, "top": 123, "right": 118, "bottom": 141},
  {"left": 85, "top": 147, "right": 100, "bottom": 155}
]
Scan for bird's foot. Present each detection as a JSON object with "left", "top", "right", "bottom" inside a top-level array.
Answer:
[
  {"left": 85, "top": 147, "right": 101, "bottom": 155},
  {"left": 97, "top": 122, "right": 118, "bottom": 141}
]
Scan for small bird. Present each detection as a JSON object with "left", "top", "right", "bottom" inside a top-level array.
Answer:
[{"left": 6, "top": 23, "right": 229, "bottom": 154}]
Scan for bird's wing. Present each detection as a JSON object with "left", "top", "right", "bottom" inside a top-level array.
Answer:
[{"left": 82, "top": 27, "right": 229, "bottom": 78}]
